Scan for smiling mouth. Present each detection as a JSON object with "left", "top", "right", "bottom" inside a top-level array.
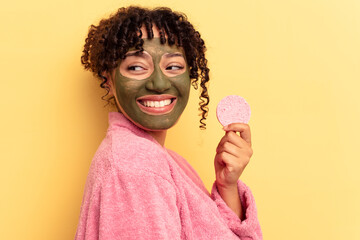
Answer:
[
  {"left": 136, "top": 95, "right": 177, "bottom": 115},
  {"left": 139, "top": 99, "right": 174, "bottom": 107}
]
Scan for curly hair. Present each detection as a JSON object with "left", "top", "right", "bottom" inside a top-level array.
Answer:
[{"left": 81, "top": 6, "right": 210, "bottom": 129}]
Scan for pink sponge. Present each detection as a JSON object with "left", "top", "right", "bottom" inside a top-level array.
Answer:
[{"left": 216, "top": 95, "right": 251, "bottom": 126}]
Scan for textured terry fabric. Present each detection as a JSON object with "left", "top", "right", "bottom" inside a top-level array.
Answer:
[{"left": 75, "top": 112, "right": 262, "bottom": 240}]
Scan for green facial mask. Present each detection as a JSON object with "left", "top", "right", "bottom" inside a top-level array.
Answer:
[{"left": 112, "top": 38, "right": 191, "bottom": 130}]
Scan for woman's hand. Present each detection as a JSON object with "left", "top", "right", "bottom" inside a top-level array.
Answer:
[
  {"left": 214, "top": 123, "right": 253, "bottom": 219},
  {"left": 215, "top": 123, "right": 253, "bottom": 189}
]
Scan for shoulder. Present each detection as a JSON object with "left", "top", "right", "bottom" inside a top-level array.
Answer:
[
  {"left": 166, "top": 149, "right": 201, "bottom": 179},
  {"left": 89, "top": 125, "right": 173, "bottom": 183}
]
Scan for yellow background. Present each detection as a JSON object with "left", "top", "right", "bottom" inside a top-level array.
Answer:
[{"left": 1, "top": 0, "right": 359, "bottom": 239}]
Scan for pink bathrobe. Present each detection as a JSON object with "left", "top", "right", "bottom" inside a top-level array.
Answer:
[{"left": 75, "top": 112, "right": 262, "bottom": 239}]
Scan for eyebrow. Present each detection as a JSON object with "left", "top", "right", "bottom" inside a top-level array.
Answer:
[
  {"left": 163, "top": 53, "right": 184, "bottom": 58},
  {"left": 124, "top": 51, "right": 184, "bottom": 59},
  {"left": 124, "top": 51, "right": 150, "bottom": 58}
]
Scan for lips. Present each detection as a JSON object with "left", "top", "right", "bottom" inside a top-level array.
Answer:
[{"left": 136, "top": 94, "right": 177, "bottom": 115}]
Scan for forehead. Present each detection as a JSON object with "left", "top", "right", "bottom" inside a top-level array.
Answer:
[
  {"left": 135, "top": 38, "right": 184, "bottom": 56},
  {"left": 135, "top": 25, "right": 184, "bottom": 55},
  {"left": 140, "top": 24, "right": 161, "bottom": 38}
]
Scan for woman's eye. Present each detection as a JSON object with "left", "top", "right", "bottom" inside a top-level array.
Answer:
[
  {"left": 128, "top": 65, "right": 145, "bottom": 71},
  {"left": 166, "top": 65, "right": 184, "bottom": 71}
]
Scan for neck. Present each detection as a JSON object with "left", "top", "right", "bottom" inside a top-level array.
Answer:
[{"left": 148, "top": 130, "right": 167, "bottom": 146}]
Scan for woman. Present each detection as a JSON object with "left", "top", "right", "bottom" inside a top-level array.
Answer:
[{"left": 75, "top": 6, "right": 262, "bottom": 239}]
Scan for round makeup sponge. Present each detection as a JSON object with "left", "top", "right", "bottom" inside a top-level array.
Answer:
[{"left": 216, "top": 95, "right": 251, "bottom": 126}]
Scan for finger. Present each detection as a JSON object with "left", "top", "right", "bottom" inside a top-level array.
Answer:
[
  {"left": 217, "top": 143, "right": 253, "bottom": 163},
  {"left": 223, "top": 123, "right": 251, "bottom": 146},
  {"left": 217, "top": 127, "right": 251, "bottom": 152},
  {"left": 215, "top": 152, "right": 237, "bottom": 169},
  {"left": 216, "top": 133, "right": 230, "bottom": 150},
  {"left": 216, "top": 141, "right": 241, "bottom": 157},
  {"left": 224, "top": 131, "right": 250, "bottom": 149}
]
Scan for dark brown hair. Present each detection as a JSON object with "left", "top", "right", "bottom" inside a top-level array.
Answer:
[{"left": 81, "top": 6, "right": 209, "bottom": 129}]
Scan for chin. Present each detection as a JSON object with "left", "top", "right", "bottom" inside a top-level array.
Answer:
[{"left": 135, "top": 121, "right": 177, "bottom": 131}]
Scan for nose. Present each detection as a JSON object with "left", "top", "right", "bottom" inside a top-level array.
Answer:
[{"left": 145, "top": 67, "right": 171, "bottom": 93}]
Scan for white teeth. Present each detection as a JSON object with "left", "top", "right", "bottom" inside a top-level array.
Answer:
[{"left": 142, "top": 99, "right": 172, "bottom": 108}]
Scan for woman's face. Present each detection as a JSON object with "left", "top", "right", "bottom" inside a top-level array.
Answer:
[{"left": 109, "top": 32, "right": 191, "bottom": 131}]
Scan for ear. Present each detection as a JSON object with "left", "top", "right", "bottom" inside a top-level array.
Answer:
[{"left": 102, "top": 71, "right": 114, "bottom": 96}]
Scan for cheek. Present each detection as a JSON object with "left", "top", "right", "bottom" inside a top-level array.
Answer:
[
  {"left": 175, "top": 76, "right": 191, "bottom": 96},
  {"left": 124, "top": 81, "right": 142, "bottom": 93},
  {"left": 114, "top": 77, "right": 142, "bottom": 98}
]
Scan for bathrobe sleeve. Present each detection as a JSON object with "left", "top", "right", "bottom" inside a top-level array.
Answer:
[
  {"left": 211, "top": 180, "right": 263, "bottom": 240},
  {"left": 75, "top": 167, "right": 182, "bottom": 240},
  {"left": 167, "top": 148, "right": 262, "bottom": 239}
]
